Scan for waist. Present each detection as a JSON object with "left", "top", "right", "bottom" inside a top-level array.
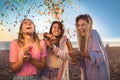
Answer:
[
  {"left": 47, "top": 54, "right": 61, "bottom": 68},
  {"left": 16, "top": 63, "right": 38, "bottom": 76},
  {"left": 46, "top": 66, "right": 59, "bottom": 70},
  {"left": 41, "top": 66, "right": 59, "bottom": 78}
]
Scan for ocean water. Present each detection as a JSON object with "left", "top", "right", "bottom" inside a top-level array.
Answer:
[
  {"left": 0, "top": 42, "right": 10, "bottom": 50},
  {"left": 0, "top": 41, "right": 78, "bottom": 50},
  {"left": 72, "top": 41, "right": 120, "bottom": 47},
  {"left": 0, "top": 41, "right": 120, "bottom": 50}
]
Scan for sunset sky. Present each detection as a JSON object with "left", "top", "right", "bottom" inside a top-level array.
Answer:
[{"left": 0, "top": 0, "right": 120, "bottom": 42}]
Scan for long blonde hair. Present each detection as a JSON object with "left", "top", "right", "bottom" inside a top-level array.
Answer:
[
  {"left": 17, "top": 19, "right": 41, "bottom": 50},
  {"left": 76, "top": 14, "right": 93, "bottom": 52}
]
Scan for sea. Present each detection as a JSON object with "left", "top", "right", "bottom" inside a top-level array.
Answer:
[
  {"left": 0, "top": 42, "right": 10, "bottom": 50},
  {"left": 0, "top": 41, "right": 120, "bottom": 50}
]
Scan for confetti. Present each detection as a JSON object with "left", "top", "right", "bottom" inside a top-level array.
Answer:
[{"left": 0, "top": 0, "right": 80, "bottom": 38}]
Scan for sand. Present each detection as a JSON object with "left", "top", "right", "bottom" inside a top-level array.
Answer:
[
  {"left": 0, "top": 47, "right": 120, "bottom": 80},
  {"left": 0, "top": 50, "right": 13, "bottom": 80}
]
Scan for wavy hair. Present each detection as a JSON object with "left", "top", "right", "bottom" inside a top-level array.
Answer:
[
  {"left": 76, "top": 14, "right": 93, "bottom": 52},
  {"left": 49, "top": 21, "right": 64, "bottom": 46},
  {"left": 49, "top": 21, "right": 64, "bottom": 38},
  {"left": 17, "top": 19, "right": 41, "bottom": 50}
]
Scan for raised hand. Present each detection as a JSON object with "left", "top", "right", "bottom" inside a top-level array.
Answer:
[{"left": 22, "top": 46, "right": 33, "bottom": 62}]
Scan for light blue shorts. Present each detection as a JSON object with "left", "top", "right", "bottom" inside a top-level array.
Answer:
[{"left": 13, "top": 74, "right": 40, "bottom": 80}]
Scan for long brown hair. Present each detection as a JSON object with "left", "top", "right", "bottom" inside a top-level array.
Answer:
[
  {"left": 17, "top": 19, "right": 41, "bottom": 50},
  {"left": 76, "top": 14, "right": 93, "bottom": 52},
  {"left": 49, "top": 21, "right": 64, "bottom": 38},
  {"left": 49, "top": 21, "right": 64, "bottom": 46}
]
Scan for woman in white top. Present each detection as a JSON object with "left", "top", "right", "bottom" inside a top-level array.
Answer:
[{"left": 41, "top": 21, "right": 71, "bottom": 80}]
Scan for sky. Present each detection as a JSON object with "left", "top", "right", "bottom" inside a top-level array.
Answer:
[
  {"left": 80, "top": 0, "right": 120, "bottom": 41},
  {"left": 0, "top": 0, "right": 120, "bottom": 42}
]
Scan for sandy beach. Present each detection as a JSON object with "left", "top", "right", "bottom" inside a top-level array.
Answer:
[{"left": 0, "top": 47, "right": 120, "bottom": 80}]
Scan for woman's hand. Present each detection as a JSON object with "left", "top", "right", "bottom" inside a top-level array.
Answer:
[
  {"left": 46, "top": 39, "right": 54, "bottom": 49},
  {"left": 22, "top": 54, "right": 31, "bottom": 62},
  {"left": 44, "top": 33, "right": 55, "bottom": 40},
  {"left": 68, "top": 50, "right": 79, "bottom": 64},
  {"left": 77, "top": 51, "right": 90, "bottom": 59},
  {"left": 22, "top": 46, "right": 32, "bottom": 62}
]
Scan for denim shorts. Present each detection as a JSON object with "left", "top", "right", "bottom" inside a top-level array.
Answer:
[
  {"left": 13, "top": 73, "right": 40, "bottom": 80},
  {"left": 41, "top": 66, "right": 59, "bottom": 79}
]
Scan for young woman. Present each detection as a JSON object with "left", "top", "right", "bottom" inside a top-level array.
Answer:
[
  {"left": 41, "top": 21, "right": 71, "bottom": 80},
  {"left": 9, "top": 19, "right": 47, "bottom": 80},
  {"left": 75, "top": 14, "right": 110, "bottom": 80}
]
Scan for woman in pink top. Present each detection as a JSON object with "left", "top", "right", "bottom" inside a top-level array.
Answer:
[
  {"left": 75, "top": 14, "right": 110, "bottom": 80},
  {"left": 9, "top": 19, "right": 47, "bottom": 80}
]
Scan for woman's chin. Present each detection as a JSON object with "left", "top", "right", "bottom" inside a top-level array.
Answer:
[
  {"left": 79, "top": 32, "right": 86, "bottom": 36},
  {"left": 54, "top": 34, "right": 60, "bottom": 37}
]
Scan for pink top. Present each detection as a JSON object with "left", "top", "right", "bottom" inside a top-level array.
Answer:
[{"left": 9, "top": 40, "right": 47, "bottom": 76}]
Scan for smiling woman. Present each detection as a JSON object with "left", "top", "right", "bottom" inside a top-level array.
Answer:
[
  {"left": 75, "top": 14, "right": 110, "bottom": 80},
  {"left": 20, "top": 19, "right": 35, "bottom": 35},
  {"left": 9, "top": 19, "right": 47, "bottom": 80}
]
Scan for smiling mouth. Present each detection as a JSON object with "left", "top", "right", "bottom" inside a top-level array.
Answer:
[
  {"left": 26, "top": 27, "right": 31, "bottom": 29},
  {"left": 54, "top": 31, "right": 59, "bottom": 34},
  {"left": 79, "top": 29, "right": 85, "bottom": 32}
]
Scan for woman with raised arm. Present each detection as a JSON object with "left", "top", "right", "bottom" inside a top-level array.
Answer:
[
  {"left": 9, "top": 19, "right": 47, "bottom": 80},
  {"left": 41, "top": 21, "right": 71, "bottom": 80}
]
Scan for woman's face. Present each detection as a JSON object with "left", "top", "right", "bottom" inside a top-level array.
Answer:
[
  {"left": 76, "top": 19, "right": 89, "bottom": 36},
  {"left": 21, "top": 20, "right": 35, "bottom": 34},
  {"left": 51, "top": 23, "right": 61, "bottom": 36}
]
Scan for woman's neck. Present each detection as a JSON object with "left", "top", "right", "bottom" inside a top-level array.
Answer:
[{"left": 23, "top": 35, "right": 34, "bottom": 43}]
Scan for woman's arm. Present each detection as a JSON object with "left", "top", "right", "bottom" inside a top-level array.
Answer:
[
  {"left": 10, "top": 40, "right": 24, "bottom": 73},
  {"left": 29, "top": 56, "right": 46, "bottom": 70},
  {"left": 77, "top": 51, "right": 90, "bottom": 60},
  {"left": 86, "top": 30, "right": 104, "bottom": 65},
  {"left": 10, "top": 59, "right": 24, "bottom": 73},
  {"left": 10, "top": 54, "right": 31, "bottom": 73},
  {"left": 88, "top": 30, "right": 105, "bottom": 65},
  {"left": 53, "top": 36, "right": 70, "bottom": 60}
]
